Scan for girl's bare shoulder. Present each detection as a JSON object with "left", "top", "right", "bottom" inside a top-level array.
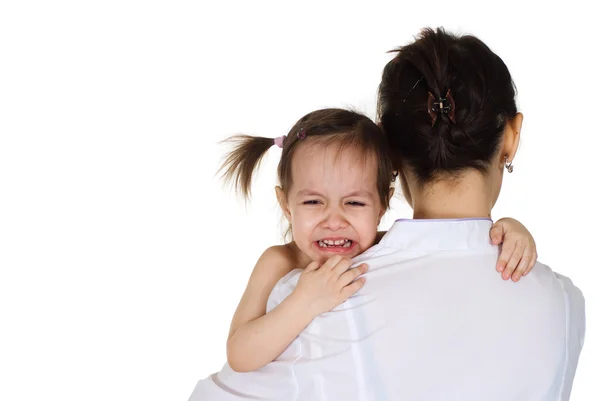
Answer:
[{"left": 258, "top": 242, "right": 305, "bottom": 274}]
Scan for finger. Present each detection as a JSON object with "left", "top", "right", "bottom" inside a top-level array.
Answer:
[
  {"left": 497, "top": 240, "right": 516, "bottom": 272},
  {"left": 511, "top": 252, "right": 532, "bottom": 282},
  {"left": 489, "top": 224, "right": 504, "bottom": 245},
  {"left": 304, "top": 261, "right": 321, "bottom": 272},
  {"left": 523, "top": 252, "right": 537, "bottom": 276},
  {"left": 339, "top": 277, "right": 366, "bottom": 300},
  {"left": 331, "top": 257, "right": 353, "bottom": 276},
  {"left": 320, "top": 255, "right": 344, "bottom": 270},
  {"left": 338, "top": 264, "right": 368, "bottom": 286},
  {"left": 502, "top": 240, "right": 525, "bottom": 280}
]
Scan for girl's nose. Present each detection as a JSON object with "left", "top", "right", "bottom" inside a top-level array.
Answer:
[{"left": 322, "top": 209, "right": 349, "bottom": 231}]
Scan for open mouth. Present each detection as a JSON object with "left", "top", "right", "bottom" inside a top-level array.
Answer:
[{"left": 317, "top": 239, "right": 353, "bottom": 248}]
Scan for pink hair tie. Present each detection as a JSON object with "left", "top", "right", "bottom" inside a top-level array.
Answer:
[{"left": 273, "top": 135, "right": 286, "bottom": 148}]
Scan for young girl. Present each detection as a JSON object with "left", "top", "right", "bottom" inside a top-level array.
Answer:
[{"left": 219, "top": 108, "right": 536, "bottom": 373}]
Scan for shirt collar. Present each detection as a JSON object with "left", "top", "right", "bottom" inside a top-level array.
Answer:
[{"left": 379, "top": 218, "right": 495, "bottom": 251}]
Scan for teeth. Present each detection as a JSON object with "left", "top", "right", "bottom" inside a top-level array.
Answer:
[{"left": 318, "top": 239, "right": 352, "bottom": 248}]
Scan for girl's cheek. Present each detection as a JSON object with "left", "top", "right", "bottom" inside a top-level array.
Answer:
[{"left": 362, "top": 225, "right": 379, "bottom": 248}]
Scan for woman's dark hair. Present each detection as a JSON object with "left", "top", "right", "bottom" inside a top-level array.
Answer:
[
  {"left": 219, "top": 108, "right": 394, "bottom": 208},
  {"left": 377, "top": 27, "right": 518, "bottom": 183}
]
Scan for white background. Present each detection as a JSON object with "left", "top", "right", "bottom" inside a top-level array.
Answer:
[{"left": 1, "top": 1, "right": 598, "bottom": 400}]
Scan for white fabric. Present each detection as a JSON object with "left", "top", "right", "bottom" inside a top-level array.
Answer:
[{"left": 189, "top": 219, "right": 585, "bottom": 401}]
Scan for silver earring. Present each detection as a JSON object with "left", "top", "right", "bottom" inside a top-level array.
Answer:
[{"left": 504, "top": 156, "right": 514, "bottom": 173}]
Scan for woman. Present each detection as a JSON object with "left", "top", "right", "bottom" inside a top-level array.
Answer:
[{"left": 350, "top": 27, "right": 586, "bottom": 400}]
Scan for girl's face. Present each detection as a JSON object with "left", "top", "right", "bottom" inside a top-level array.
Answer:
[{"left": 277, "top": 143, "right": 386, "bottom": 265}]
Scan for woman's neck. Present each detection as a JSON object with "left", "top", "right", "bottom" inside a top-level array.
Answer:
[{"left": 410, "top": 172, "right": 495, "bottom": 220}]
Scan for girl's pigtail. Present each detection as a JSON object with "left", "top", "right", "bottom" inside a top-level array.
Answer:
[{"left": 219, "top": 135, "right": 277, "bottom": 199}]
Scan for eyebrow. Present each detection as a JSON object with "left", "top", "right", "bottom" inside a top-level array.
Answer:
[
  {"left": 296, "top": 189, "right": 325, "bottom": 197},
  {"left": 295, "top": 189, "right": 374, "bottom": 198},
  {"left": 345, "top": 190, "right": 374, "bottom": 198}
]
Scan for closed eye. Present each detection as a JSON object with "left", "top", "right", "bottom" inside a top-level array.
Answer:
[
  {"left": 347, "top": 201, "right": 366, "bottom": 206},
  {"left": 303, "top": 200, "right": 321, "bottom": 205}
]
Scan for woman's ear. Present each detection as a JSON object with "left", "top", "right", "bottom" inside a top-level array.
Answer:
[
  {"left": 275, "top": 186, "right": 291, "bottom": 221},
  {"left": 502, "top": 112, "right": 523, "bottom": 164}
]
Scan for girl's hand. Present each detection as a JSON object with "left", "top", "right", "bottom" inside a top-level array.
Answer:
[
  {"left": 490, "top": 218, "right": 538, "bottom": 282},
  {"left": 291, "top": 255, "right": 367, "bottom": 316}
]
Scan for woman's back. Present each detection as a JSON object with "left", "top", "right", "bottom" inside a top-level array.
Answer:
[{"left": 272, "top": 219, "right": 585, "bottom": 401}]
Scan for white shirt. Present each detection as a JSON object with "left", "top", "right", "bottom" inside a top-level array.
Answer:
[{"left": 189, "top": 219, "right": 585, "bottom": 401}]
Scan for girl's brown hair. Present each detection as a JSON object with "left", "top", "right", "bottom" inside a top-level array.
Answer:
[{"left": 219, "top": 108, "right": 394, "bottom": 208}]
